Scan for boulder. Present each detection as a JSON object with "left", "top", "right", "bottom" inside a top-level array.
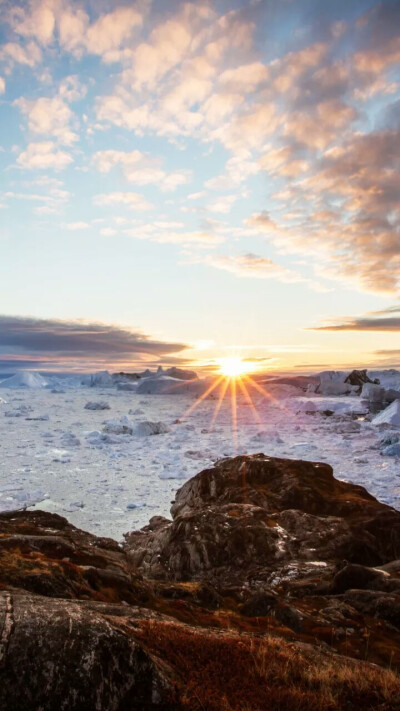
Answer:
[
  {"left": 0, "top": 509, "right": 148, "bottom": 603},
  {"left": 124, "top": 454, "right": 400, "bottom": 588},
  {"left": 0, "top": 592, "right": 174, "bottom": 711}
]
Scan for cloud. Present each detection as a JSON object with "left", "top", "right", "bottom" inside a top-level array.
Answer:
[
  {"left": 11, "top": 0, "right": 56, "bottom": 45},
  {"left": 92, "top": 149, "right": 191, "bottom": 191},
  {"left": 14, "top": 75, "right": 85, "bottom": 146},
  {"left": 0, "top": 77, "right": 5, "bottom": 94},
  {"left": 218, "top": 62, "right": 269, "bottom": 92},
  {"left": 0, "top": 40, "right": 42, "bottom": 68},
  {"left": 317, "top": 318, "right": 400, "bottom": 332},
  {"left": 4, "top": 186, "right": 69, "bottom": 214},
  {"left": 16, "top": 141, "right": 73, "bottom": 170},
  {"left": 248, "top": 127, "right": 400, "bottom": 294},
  {"left": 125, "top": 222, "right": 224, "bottom": 245},
  {"left": 94, "top": 4, "right": 257, "bottom": 141},
  {"left": 310, "top": 309, "right": 400, "bottom": 331},
  {"left": 93, "top": 192, "right": 153, "bottom": 211},
  {"left": 85, "top": 6, "right": 143, "bottom": 57},
  {"left": 0, "top": 314, "right": 189, "bottom": 371},
  {"left": 193, "top": 252, "right": 312, "bottom": 284},
  {"left": 4, "top": 0, "right": 400, "bottom": 303},
  {"left": 58, "top": 5, "right": 89, "bottom": 56},
  {"left": 15, "top": 96, "right": 77, "bottom": 145},
  {"left": 282, "top": 100, "right": 357, "bottom": 150},
  {"left": 7, "top": 1, "right": 145, "bottom": 61}
]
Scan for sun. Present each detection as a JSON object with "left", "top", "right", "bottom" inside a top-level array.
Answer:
[{"left": 217, "top": 356, "right": 251, "bottom": 378}]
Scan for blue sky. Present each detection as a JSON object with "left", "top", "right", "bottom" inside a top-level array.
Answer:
[{"left": 1, "top": 0, "right": 400, "bottom": 373}]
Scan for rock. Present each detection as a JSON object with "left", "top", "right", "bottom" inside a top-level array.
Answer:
[
  {"left": 344, "top": 369, "right": 377, "bottom": 393},
  {"left": 0, "top": 592, "right": 175, "bottom": 711},
  {"left": 124, "top": 454, "right": 400, "bottom": 588},
  {"left": 343, "top": 589, "right": 400, "bottom": 630},
  {"left": 331, "top": 564, "right": 389, "bottom": 594},
  {"left": 0, "top": 509, "right": 148, "bottom": 603},
  {"left": 2, "top": 456, "right": 400, "bottom": 708},
  {"left": 273, "top": 602, "right": 303, "bottom": 632},
  {"left": 241, "top": 591, "right": 276, "bottom": 617}
]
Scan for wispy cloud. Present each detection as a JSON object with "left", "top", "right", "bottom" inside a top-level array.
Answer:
[{"left": 309, "top": 306, "right": 400, "bottom": 331}]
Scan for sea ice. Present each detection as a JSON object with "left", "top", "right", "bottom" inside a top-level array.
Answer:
[
  {"left": 135, "top": 421, "right": 170, "bottom": 436},
  {"left": 372, "top": 400, "right": 400, "bottom": 427},
  {"left": 84, "top": 401, "right": 110, "bottom": 410},
  {"left": 0, "top": 371, "right": 48, "bottom": 389}
]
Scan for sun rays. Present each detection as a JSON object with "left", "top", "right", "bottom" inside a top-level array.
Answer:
[{"left": 172, "top": 357, "right": 289, "bottom": 450}]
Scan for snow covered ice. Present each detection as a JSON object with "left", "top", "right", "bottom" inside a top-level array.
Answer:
[
  {"left": 0, "top": 371, "right": 48, "bottom": 389},
  {"left": 0, "top": 368, "right": 399, "bottom": 541}
]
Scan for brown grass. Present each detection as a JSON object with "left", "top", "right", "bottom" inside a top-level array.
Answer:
[{"left": 136, "top": 620, "right": 400, "bottom": 711}]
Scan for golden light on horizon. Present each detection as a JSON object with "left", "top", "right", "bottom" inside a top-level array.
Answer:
[
  {"left": 174, "top": 354, "right": 289, "bottom": 455},
  {"left": 217, "top": 356, "right": 253, "bottom": 378}
]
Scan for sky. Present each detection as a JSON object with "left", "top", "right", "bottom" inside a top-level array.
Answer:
[{"left": 1, "top": 0, "right": 400, "bottom": 374}]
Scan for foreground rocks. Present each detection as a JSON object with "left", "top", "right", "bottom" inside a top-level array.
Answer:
[
  {"left": 125, "top": 454, "right": 400, "bottom": 588},
  {"left": 1, "top": 454, "right": 400, "bottom": 710}
]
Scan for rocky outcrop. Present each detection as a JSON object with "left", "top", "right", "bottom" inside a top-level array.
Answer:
[
  {"left": 0, "top": 509, "right": 148, "bottom": 603},
  {"left": 124, "top": 454, "right": 400, "bottom": 588},
  {"left": 2, "top": 455, "right": 400, "bottom": 709},
  {"left": 344, "top": 369, "right": 378, "bottom": 392}
]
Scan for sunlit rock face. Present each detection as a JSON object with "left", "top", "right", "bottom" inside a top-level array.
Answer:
[{"left": 124, "top": 454, "right": 400, "bottom": 588}]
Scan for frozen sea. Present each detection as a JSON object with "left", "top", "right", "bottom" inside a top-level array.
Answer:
[{"left": 0, "top": 384, "right": 399, "bottom": 540}]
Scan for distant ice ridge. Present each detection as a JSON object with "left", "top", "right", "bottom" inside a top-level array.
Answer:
[
  {"left": 81, "top": 366, "right": 200, "bottom": 391},
  {"left": 0, "top": 371, "right": 48, "bottom": 389},
  {"left": 81, "top": 371, "right": 114, "bottom": 388},
  {"left": 136, "top": 375, "right": 204, "bottom": 395}
]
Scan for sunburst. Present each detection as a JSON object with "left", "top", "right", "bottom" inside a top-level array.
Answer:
[{"left": 175, "top": 356, "right": 286, "bottom": 452}]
